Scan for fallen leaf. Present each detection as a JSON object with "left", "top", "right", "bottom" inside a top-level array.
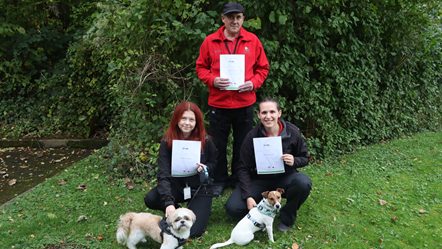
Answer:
[
  {"left": 127, "top": 198, "right": 132, "bottom": 203},
  {"left": 292, "top": 243, "right": 299, "bottom": 249},
  {"left": 297, "top": 227, "right": 302, "bottom": 230},
  {"left": 58, "top": 179, "right": 66, "bottom": 185},
  {"left": 85, "top": 233, "right": 94, "bottom": 240},
  {"left": 430, "top": 147, "right": 435, "bottom": 150},
  {"left": 124, "top": 178, "right": 131, "bottom": 184},
  {"left": 77, "top": 216, "right": 87, "bottom": 222},
  {"left": 376, "top": 189, "right": 382, "bottom": 195},
  {"left": 126, "top": 182, "right": 134, "bottom": 190},
  {"left": 391, "top": 216, "right": 397, "bottom": 221},
  {"left": 379, "top": 199, "right": 387, "bottom": 205},
  {"left": 97, "top": 235, "right": 104, "bottom": 241},
  {"left": 9, "top": 179, "right": 17, "bottom": 186},
  {"left": 103, "top": 201, "right": 107, "bottom": 206},
  {"left": 419, "top": 209, "right": 426, "bottom": 213},
  {"left": 379, "top": 238, "right": 383, "bottom": 242},
  {"left": 326, "top": 174, "right": 332, "bottom": 177},
  {"left": 363, "top": 228, "right": 367, "bottom": 231}
]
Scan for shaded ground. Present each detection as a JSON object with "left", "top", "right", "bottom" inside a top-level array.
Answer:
[{"left": 0, "top": 147, "right": 95, "bottom": 206}]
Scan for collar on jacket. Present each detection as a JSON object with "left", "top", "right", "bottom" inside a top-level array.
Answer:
[
  {"left": 212, "top": 26, "right": 252, "bottom": 42},
  {"left": 258, "top": 118, "right": 291, "bottom": 139}
]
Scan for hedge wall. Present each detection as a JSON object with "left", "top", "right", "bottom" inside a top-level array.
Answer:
[{"left": 1, "top": 0, "right": 441, "bottom": 167}]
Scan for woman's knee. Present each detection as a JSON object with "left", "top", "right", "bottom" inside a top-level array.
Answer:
[{"left": 144, "top": 190, "right": 159, "bottom": 208}]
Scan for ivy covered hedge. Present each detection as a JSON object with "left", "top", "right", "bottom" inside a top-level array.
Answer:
[{"left": 1, "top": 0, "right": 441, "bottom": 168}]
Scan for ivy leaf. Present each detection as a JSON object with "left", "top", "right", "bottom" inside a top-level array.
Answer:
[
  {"left": 269, "top": 11, "right": 276, "bottom": 23},
  {"left": 279, "top": 15, "right": 287, "bottom": 25}
]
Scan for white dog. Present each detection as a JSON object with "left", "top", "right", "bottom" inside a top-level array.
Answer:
[
  {"left": 210, "top": 188, "right": 285, "bottom": 248},
  {"left": 117, "top": 208, "right": 196, "bottom": 249}
]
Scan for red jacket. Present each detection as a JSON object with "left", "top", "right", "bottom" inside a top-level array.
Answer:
[{"left": 196, "top": 26, "right": 269, "bottom": 109}]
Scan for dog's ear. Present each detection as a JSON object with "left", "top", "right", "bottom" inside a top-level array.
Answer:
[
  {"left": 276, "top": 188, "right": 285, "bottom": 194},
  {"left": 190, "top": 210, "right": 196, "bottom": 223},
  {"left": 261, "top": 191, "right": 269, "bottom": 198}
]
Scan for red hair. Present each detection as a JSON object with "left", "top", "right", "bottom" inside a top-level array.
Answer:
[{"left": 163, "top": 102, "right": 207, "bottom": 151}]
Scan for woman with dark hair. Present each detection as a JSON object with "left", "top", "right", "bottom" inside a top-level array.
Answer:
[
  {"left": 144, "top": 102, "right": 217, "bottom": 237},
  {"left": 225, "top": 97, "right": 312, "bottom": 232}
]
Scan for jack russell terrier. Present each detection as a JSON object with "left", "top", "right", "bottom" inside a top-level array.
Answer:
[{"left": 210, "top": 188, "right": 285, "bottom": 248}]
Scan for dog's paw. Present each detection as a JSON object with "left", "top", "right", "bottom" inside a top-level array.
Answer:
[{"left": 141, "top": 238, "right": 147, "bottom": 242}]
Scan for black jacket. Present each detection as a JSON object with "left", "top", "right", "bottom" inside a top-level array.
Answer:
[
  {"left": 157, "top": 136, "right": 217, "bottom": 207},
  {"left": 237, "top": 118, "right": 309, "bottom": 199}
]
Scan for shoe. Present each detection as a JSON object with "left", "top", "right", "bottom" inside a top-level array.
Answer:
[
  {"left": 212, "top": 184, "right": 225, "bottom": 197},
  {"left": 277, "top": 221, "right": 290, "bottom": 232}
]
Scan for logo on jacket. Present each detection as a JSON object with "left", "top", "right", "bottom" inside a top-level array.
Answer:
[
  {"left": 243, "top": 46, "right": 250, "bottom": 54},
  {"left": 214, "top": 49, "right": 222, "bottom": 53}
]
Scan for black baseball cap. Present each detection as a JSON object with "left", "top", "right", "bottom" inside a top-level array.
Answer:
[{"left": 223, "top": 3, "right": 244, "bottom": 15}]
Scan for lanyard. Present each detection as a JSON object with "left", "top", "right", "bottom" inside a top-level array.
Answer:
[{"left": 224, "top": 38, "right": 240, "bottom": 54}]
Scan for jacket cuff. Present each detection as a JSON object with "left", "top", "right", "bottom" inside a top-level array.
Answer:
[{"left": 165, "top": 201, "right": 175, "bottom": 207}]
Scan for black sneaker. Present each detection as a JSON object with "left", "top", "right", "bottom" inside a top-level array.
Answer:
[
  {"left": 277, "top": 221, "right": 290, "bottom": 232},
  {"left": 212, "top": 185, "right": 225, "bottom": 197}
]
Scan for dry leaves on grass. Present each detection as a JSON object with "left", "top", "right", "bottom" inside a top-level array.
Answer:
[
  {"left": 292, "top": 242, "right": 299, "bottom": 249},
  {"left": 379, "top": 199, "right": 387, "bottom": 205},
  {"left": 9, "top": 179, "right": 17, "bottom": 186},
  {"left": 58, "top": 179, "right": 66, "bottom": 185},
  {"left": 418, "top": 209, "right": 427, "bottom": 213},
  {"left": 125, "top": 178, "right": 134, "bottom": 190}
]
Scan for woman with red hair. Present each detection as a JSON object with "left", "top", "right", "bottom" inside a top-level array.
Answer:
[{"left": 144, "top": 102, "right": 217, "bottom": 238}]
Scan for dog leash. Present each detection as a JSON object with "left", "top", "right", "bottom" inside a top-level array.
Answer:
[{"left": 187, "top": 166, "right": 210, "bottom": 209}]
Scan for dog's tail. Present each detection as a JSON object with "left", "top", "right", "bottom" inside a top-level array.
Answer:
[
  {"left": 210, "top": 238, "right": 234, "bottom": 249},
  {"left": 116, "top": 212, "right": 135, "bottom": 245}
]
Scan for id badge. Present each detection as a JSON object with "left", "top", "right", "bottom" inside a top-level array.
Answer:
[{"left": 184, "top": 186, "right": 191, "bottom": 200}]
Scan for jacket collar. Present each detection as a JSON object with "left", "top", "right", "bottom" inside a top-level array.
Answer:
[
  {"left": 258, "top": 118, "right": 291, "bottom": 139},
  {"left": 213, "top": 25, "right": 251, "bottom": 42}
]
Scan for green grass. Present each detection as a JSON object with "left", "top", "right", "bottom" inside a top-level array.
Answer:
[{"left": 1, "top": 131, "right": 442, "bottom": 248}]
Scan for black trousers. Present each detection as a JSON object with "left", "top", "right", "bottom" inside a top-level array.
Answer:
[
  {"left": 225, "top": 171, "right": 312, "bottom": 227},
  {"left": 208, "top": 105, "right": 254, "bottom": 184},
  {"left": 144, "top": 186, "right": 212, "bottom": 238}
]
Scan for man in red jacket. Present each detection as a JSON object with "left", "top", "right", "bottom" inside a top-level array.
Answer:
[{"left": 196, "top": 2, "right": 269, "bottom": 197}]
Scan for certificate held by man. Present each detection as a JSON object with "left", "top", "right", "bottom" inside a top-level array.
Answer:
[
  {"left": 171, "top": 140, "right": 201, "bottom": 177},
  {"left": 253, "top": 136, "right": 285, "bottom": 174},
  {"left": 220, "top": 54, "right": 245, "bottom": 90}
]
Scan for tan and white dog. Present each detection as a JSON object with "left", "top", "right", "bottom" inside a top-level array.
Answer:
[
  {"left": 210, "top": 188, "right": 285, "bottom": 248},
  {"left": 116, "top": 208, "right": 196, "bottom": 249}
]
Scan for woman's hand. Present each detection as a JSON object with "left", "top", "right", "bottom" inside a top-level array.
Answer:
[
  {"left": 281, "top": 154, "right": 295, "bottom": 166},
  {"left": 165, "top": 205, "right": 176, "bottom": 217},
  {"left": 196, "top": 163, "right": 207, "bottom": 173},
  {"left": 247, "top": 197, "right": 257, "bottom": 210}
]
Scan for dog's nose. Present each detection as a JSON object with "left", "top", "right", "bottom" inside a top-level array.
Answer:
[
  {"left": 276, "top": 204, "right": 281, "bottom": 209},
  {"left": 181, "top": 220, "right": 185, "bottom": 224}
]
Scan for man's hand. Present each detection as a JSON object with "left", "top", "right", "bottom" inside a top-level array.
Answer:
[
  {"left": 238, "top": 81, "right": 254, "bottom": 93},
  {"left": 247, "top": 197, "right": 257, "bottom": 210},
  {"left": 213, "top": 77, "right": 230, "bottom": 90},
  {"left": 165, "top": 205, "right": 176, "bottom": 217}
]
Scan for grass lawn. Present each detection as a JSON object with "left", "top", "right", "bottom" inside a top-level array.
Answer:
[{"left": 1, "top": 131, "right": 441, "bottom": 249}]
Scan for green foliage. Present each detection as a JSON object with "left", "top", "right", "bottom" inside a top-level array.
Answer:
[{"left": 1, "top": 0, "right": 441, "bottom": 167}]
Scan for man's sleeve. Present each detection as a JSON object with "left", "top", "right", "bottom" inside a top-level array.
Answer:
[
  {"left": 250, "top": 39, "right": 269, "bottom": 90},
  {"left": 196, "top": 39, "right": 216, "bottom": 88}
]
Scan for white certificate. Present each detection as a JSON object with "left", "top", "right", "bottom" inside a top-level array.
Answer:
[
  {"left": 220, "top": 54, "right": 245, "bottom": 90},
  {"left": 171, "top": 140, "right": 201, "bottom": 177},
  {"left": 253, "top": 137, "right": 284, "bottom": 174}
]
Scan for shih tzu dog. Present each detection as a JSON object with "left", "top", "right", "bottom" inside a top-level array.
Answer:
[{"left": 117, "top": 208, "right": 196, "bottom": 249}]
